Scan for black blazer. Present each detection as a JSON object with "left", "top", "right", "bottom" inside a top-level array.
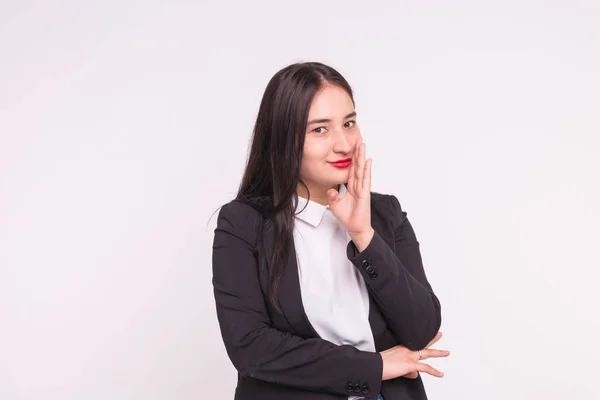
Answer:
[{"left": 212, "top": 192, "right": 442, "bottom": 400}]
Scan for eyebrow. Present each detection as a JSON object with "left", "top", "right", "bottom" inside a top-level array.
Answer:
[{"left": 307, "top": 111, "right": 357, "bottom": 126}]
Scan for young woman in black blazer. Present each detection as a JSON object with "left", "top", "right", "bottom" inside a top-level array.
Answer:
[{"left": 212, "top": 62, "right": 449, "bottom": 400}]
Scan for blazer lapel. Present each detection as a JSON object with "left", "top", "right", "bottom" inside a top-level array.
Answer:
[{"left": 260, "top": 218, "right": 319, "bottom": 339}]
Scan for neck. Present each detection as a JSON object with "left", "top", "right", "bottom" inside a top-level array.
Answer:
[{"left": 297, "top": 183, "right": 340, "bottom": 206}]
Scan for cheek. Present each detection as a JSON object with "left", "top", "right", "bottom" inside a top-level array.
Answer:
[
  {"left": 301, "top": 140, "right": 330, "bottom": 176},
  {"left": 303, "top": 140, "right": 328, "bottom": 163},
  {"left": 351, "top": 130, "right": 362, "bottom": 145},
  {"left": 304, "top": 139, "right": 330, "bottom": 160}
]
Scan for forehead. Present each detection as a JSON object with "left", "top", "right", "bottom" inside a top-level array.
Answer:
[{"left": 308, "top": 84, "right": 354, "bottom": 118}]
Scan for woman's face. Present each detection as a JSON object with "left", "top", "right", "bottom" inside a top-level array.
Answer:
[{"left": 299, "top": 84, "right": 361, "bottom": 194}]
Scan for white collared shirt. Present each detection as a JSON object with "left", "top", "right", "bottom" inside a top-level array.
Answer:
[{"left": 293, "top": 184, "right": 376, "bottom": 355}]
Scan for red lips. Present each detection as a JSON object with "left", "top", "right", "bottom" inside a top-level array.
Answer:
[{"left": 329, "top": 158, "right": 352, "bottom": 168}]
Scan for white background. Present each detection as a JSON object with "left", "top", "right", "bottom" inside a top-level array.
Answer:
[{"left": 1, "top": 1, "right": 599, "bottom": 399}]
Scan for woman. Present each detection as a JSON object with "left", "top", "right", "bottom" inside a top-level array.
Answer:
[{"left": 212, "top": 62, "right": 449, "bottom": 400}]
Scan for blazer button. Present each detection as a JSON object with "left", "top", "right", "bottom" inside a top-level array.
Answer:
[
  {"left": 361, "top": 260, "right": 370, "bottom": 269},
  {"left": 365, "top": 265, "right": 374, "bottom": 273},
  {"left": 370, "top": 272, "right": 378, "bottom": 280},
  {"left": 353, "top": 383, "right": 361, "bottom": 393},
  {"left": 362, "top": 383, "right": 370, "bottom": 394},
  {"left": 345, "top": 383, "right": 354, "bottom": 393}
]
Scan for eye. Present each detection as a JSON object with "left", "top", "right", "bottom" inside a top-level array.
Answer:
[
  {"left": 344, "top": 120, "right": 356, "bottom": 128},
  {"left": 312, "top": 126, "right": 327, "bottom": 134}
]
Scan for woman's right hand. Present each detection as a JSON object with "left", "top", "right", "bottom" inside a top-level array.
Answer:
[{"left": 379, "top": 332, "right": 449, "bottom": 380}]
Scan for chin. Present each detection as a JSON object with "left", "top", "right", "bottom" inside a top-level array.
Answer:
[
  {"left": 328, "top": 174, "right": 350, "bottom": 186},
  {"left": 335, "top": 170, "right": 350, "bottom": 181}
]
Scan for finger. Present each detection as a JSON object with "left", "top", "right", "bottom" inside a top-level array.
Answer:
[
  {"left": 412, "top": 350, "right": 421, "bottom": 362},
  {"left": 425, "top": 332, "right": 443, "bottom": 348},
  {"left": 353, "top": 137, "right": 363, "bottom": 190},
  {"left": 355, "top": 142, "right": 365, "bottom": 191},
  {"left": 419, "top": 348, "right": 450, "bottom": 360},
  {"left": 403, "top": 371, "right": 419, "bottom": 379},
  {"left": 415, "top": 362, "right": 444, "bottom": 378},
  {"left": 347, "top": 139, "right": 360, "bottom": 193},
  {"left": 363, "top": 158, "right": 372, "bottom": 193},
  {"left": 359, "top": 142, "right": 367, "bottom": 192},
  {"left": 327, "top": 188, "right": 340, "bottom": 206},
  {"left": 354, "top": 137, "right": 363, "bottom": 190}
]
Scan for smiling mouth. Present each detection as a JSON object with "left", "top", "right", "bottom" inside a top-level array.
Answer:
[{"left": 329, "top": 159, "right": 352, "bottom": 168}]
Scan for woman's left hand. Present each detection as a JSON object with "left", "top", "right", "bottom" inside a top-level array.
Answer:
[{"left": 327, "top": 137, "right": 374, "bottom": 252}]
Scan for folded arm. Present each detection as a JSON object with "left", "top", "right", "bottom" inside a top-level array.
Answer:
[{"left": 346, "top": 195, "right": 442, "bottom": 350}]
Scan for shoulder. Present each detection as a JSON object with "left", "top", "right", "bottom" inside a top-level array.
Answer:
[
  {"left": 370, "top": 191, "right": 407, "bottom": 225},
  {"left": 215, "top": 199, "right": 264, "bottom": 247}
]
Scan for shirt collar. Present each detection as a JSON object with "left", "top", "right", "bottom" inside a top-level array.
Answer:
[{"left": 295, "top": 184, "right": 347, "bottom": 228}]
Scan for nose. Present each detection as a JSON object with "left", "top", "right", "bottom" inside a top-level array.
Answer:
[{"left": 331, "top": 128, "right": 353, "bottom": 154}]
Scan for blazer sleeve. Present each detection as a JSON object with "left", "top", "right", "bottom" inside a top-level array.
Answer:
[
  {"left": 212, "top": 202, "right": 383, "bottom": 397},
  {"left": 346, "top": 195, "right": 442, "bottom": 351}
]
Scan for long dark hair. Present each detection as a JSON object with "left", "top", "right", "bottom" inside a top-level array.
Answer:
[{"left": 237, "top": 61, "right": 355, "bottom": 311}]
